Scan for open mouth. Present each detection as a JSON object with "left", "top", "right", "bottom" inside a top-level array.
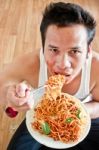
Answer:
[
  {"left": 65, "top": 74, "right": 71, "bottom": 77},
  {"left": 54, "top": 72, "right": 73, "bottom": 84},
  {"left": 54, "top": 72, "right": 71, "bottom": 77}
]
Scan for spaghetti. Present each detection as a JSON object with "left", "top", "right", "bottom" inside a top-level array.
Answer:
[
  {"left": 45, "top": 74, "right": 66, "bottom": 100},
  {"left": 32, "top": 75, "right": 87, "bottom": 143}
]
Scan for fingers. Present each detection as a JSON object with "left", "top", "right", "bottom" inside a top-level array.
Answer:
[
  {"left": 11, "top": 103, "right": 31, "bottom": 112},
  {"left": 6, "top": 82, "right": 32, "bottom": 111},
  {"left": 7, "top": 86, "right": 27, "bottom": 106},
  {"left": 16, "top": 82, "right": 31, "bottom": 97}
]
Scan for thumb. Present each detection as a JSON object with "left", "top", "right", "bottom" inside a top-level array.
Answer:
[{"left": 16, "top": 82, "right": 31, "bottom": 97}]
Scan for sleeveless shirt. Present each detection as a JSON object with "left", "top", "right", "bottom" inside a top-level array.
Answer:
[{"left": 38, "top": 49, "right": 93, "bottom": 103}]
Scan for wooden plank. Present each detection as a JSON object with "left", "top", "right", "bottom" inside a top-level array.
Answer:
[{"left": 0, "top": 0, "right": 99, "bottom": 149}]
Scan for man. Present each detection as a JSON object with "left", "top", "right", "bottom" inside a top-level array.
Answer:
[{"left": 0, "top": 2, "right": 99, "bottom": 150}]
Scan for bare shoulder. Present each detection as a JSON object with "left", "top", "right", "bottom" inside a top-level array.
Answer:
[
  {"left": 13, "top": 49, "right": 40, "bottom": 80},
  {"left": 92, "top": 51, "right": 99, "bottom": 76},
  {"left": 15, "top": 49, "right": 39, "bottom": 64},
  {"left": 1, "top": 49, "right": 40, "bottom": 85},
  {"left": 91, "top": 51, "right": 99, "bottom": 101}
]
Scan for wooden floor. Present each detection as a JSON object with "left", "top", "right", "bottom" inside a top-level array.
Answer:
[{"left": 0, "top": 0, "right": 99, "bottom": 149}]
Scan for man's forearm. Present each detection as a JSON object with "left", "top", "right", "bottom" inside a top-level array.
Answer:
[{"left": 84, "top": 101, "right": 99, "bottom": 119}]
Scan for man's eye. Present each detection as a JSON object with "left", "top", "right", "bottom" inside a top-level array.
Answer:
[
  {"left": 71, "top": 50, "right": 81, "bottom": 54},
  {"left": 72, "top": 50, "right": 78, "bottom": 53},
  {"left": 49, "top": 48, "right": 58, "bottom": 53}
]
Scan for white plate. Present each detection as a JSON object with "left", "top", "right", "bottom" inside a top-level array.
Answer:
[{"left": 26, "top": 89, "right": 91, "bottom": 149}]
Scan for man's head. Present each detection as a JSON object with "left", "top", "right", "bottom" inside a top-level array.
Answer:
[
  {"left": 40, "top": 2, "right": 96, "bottom": 84},
  {"left": 40, "top": 2, "right": 96, "bottom": 49}
]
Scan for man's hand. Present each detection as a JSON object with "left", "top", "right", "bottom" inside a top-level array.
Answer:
[{"left": 6, "top": 82, "right": 33, "bottom": 112}]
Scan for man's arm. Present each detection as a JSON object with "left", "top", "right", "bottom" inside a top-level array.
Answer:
[
  {"left": 85, "top": 56, "right": 99, "bottom": 119},
  {"left": 86, "top": 82, "right": 99, "bottom": 119},
  {"left": 85, "top": 101, "right": 99, "bottom": 119},
  {"left": 0, "top": 51, "right": 39, "bottom": 105}
]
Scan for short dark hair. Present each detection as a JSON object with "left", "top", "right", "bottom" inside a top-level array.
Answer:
[{"left": 40, "top": 2, "right": 96, "bottom": 49}]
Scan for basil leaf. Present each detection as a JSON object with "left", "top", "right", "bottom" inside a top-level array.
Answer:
[
  {"left": 76, "top": 109, "right": 81, "bottom": 119},
  {"left": 42, "top": 122, "right": 51, "bottom": 135},
  {"left": 66, "top": 117, "right": 73, "bottom": 123}
]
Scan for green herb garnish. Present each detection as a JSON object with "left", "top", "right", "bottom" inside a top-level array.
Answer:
[
  {"left": 76, "top": 109, "right": 81, "bottom": 119},
  {"left": 66, "top": 117, "right": 73, "bottom": 123},
  {"left": 42, "top": 122, "right": 51, "bottom": 135}
]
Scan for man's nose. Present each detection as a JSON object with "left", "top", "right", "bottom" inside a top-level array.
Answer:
[{"left": 58, "top": 54, "right": 71, "bottom": 69}]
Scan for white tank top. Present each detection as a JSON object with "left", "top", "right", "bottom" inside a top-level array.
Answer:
[{"left": 38, "top": 49, "right": 93, "bottom": 103}]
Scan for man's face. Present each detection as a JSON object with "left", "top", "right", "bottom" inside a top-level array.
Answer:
[{"left": 44, "top": 24, "right": 89, "bottom": 84}]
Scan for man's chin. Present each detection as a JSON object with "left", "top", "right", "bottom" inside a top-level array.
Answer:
[{"left": 64, "top": 75, "right": 73, "bottom": 84}]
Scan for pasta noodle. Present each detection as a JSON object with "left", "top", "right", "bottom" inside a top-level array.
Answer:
[
  {"left": 45, "top": 74, "right": 66, "bottom": 100},
  {"left": 31, "top": 75, "right": 87, "bottom": 143}
]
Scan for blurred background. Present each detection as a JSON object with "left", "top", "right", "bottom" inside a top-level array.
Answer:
[{"left": 0, "top": 0, "right": 99, "bottom": 149}]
